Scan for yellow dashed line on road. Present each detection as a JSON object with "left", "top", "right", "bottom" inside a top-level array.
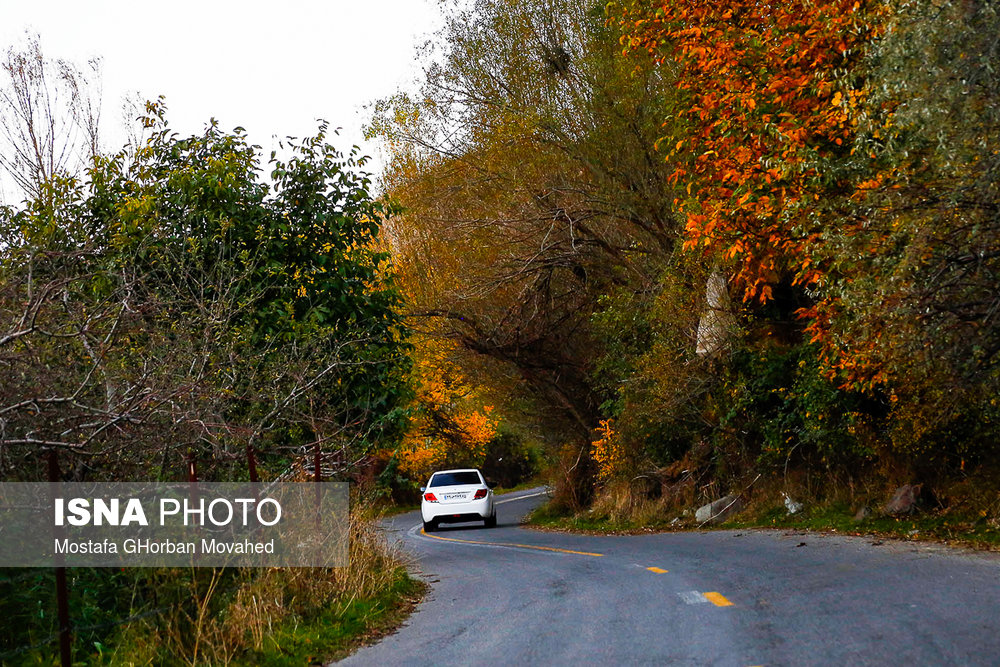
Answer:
[
  {"left": 420, "top": 530, "right": 604, "bottom": 557},
  {"left": 704, "top": 591, "right": 734, "bottom": 607},
  {"left": 421, "top": 529, "right": 737, "bottom": 610}
]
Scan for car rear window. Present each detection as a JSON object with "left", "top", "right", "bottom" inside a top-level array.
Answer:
[{"left": 429, "top": 471, "right": 482, "bottom": 487}]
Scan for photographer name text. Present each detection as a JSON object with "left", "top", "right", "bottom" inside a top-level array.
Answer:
[{"left": 55, "top": 538, "right": 275, "bottom": 554}]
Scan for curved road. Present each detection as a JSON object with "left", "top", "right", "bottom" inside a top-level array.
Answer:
[{"left": 341, "top": 488, "right": 1000, "bottom": 665}]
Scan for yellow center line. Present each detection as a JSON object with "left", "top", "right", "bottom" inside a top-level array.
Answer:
[
  {"left": 646, "top": 566, "right": 669, "bottom": 574},
  {"left": 420, "top": 529, "right": 604, "bottom": 557},
  {"left": 704, "top": 591, "right": 734, "bottom": 607}
]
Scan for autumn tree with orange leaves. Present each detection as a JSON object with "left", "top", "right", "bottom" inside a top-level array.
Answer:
[
  {"left": 799, "top": 0, "right": 1000, "bottom": 461},
  {"left": 614, "top": 0, "right": 879, "bottom": 301},
  {"left": 392, "top": 337, "right": 500, "bottom": 481},
  {"left": 370, "top": 0, "right": 686, "bottom": 447},
  {"left": 377, "top": 0, "right": 1000, "bottom": 519},
  {"left": 611, "top": 0, "right": 1000, "bottom": 478}
]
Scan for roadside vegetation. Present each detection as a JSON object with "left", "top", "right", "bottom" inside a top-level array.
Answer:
[
  {"left": 3, "top": 0, "right": 999, "bottom": 658},
  {"left": 0, "top": 38, "right": 426, "bottom": 664},
  {"left": 370, "top": 0, "right": 1000, "bottom": 542},
  {"left": 0, "top": 514, "right": 424, "bottom": 664},
  {"left": 529, "top": 475, "right": 1000, "bottom": 551}
]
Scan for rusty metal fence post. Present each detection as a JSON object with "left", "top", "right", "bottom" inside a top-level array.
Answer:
[
  {"left": 247, "top": 445, "right": 259, "bottom": 483},
  {"left": 47, "top": 449, "right": 72, "bottom": 667},
  {"left": 186, "top": 452, "right": 201, "bottom": 559}
]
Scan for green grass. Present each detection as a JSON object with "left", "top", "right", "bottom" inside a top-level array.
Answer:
[
  {"left": 376, "top": 501, "right": 421, "bottom": 517},
  {"left": 243, "top": 568, "right": 426, "bottom": 666},
  {"left": 528, "top": 497, "right": 1000, "bottom": 549},
  {"left": 728, "top": 501, "right": 1000, "bottom": 549},
  {"left": 526, "top": 501, "right": 674, "bottom": 534}
]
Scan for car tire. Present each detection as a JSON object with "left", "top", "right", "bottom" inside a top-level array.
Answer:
[
  {"left": 484, "top": 512, "right": 497, "bottom": 528},
  {"left": 423, "top": 519, "right": 436, "bottom": 533}
]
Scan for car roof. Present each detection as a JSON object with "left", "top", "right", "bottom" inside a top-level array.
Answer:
[{"left": 431, "top": 468, "right": 480, "bottom": 475}]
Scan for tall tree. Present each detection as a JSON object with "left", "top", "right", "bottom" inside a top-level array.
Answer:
[
  {"left": 614, "top": 0, "right": 879, "bottom": 300},
  {"left": 370, "top": 0, "right": 684, "bottom": 439},
  {"left": 0, "top": 103, "right": 409, "bottom": 480},
  {"left": 803, "top": 0, "right": 1000, "bottom": 460},
  {"left": 0, "top": 35, "right": 104, "bottom": 204}
]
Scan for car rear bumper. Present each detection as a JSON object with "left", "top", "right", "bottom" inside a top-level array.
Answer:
[{"left": 422, "top": 497, "right": 492, "bottom": 523}]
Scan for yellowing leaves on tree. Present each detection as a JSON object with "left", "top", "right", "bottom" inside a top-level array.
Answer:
[
  {"left": 591, "top": 419, "right": 628, "bottom": 481},
  {"left": 396, "top": 336, "right": 499, "bottom": 480}
]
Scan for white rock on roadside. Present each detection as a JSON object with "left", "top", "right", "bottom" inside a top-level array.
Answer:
[
  {"left": 695, "top": 494, "right": 744, "bottom": 524},
  {"left": 782, "top": 492, "right": 804, "bottom": 515}
]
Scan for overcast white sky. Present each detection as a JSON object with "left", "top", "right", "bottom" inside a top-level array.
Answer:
[{"left": 0, "top": 0, "right": 442, "bottom": 185}]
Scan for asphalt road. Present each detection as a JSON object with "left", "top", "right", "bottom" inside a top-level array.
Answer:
[{"left": 340, "top": 488, "right": 1000, "bottom": 666}]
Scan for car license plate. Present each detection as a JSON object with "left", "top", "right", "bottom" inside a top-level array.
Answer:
[{"left": 446, "top": 494, "right": 466, "bottom": 500}]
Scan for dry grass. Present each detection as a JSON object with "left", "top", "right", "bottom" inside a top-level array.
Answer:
[{"left": 104, "top": 513, "right": 409, "bottom": 666}]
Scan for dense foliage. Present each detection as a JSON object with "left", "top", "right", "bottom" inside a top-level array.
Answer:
[
  {"left": 1, "top": 2, "right": 996, "bottom": 658},
  {"left": 0, "top": 90, "right": 415, "bottom": 661},
  {"left": 0, "top": 101, "right": 409, "bottom": 481},
  {"left": 376, "top": 0, "right": 1000, "bottom": 513}
]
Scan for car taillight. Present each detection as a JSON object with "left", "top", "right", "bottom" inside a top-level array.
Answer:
[
  {"left": 424, "top": 493, "right": 438, "bottom": 502},
  {"left": 473, "top": 488, "right": 488, "bottom": 500}
]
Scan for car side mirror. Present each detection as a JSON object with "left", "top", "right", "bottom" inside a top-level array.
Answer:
[{"left": 419, "top": 487, "right": 426, "bottom": 493}]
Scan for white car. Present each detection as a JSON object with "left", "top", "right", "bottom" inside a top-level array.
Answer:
[{"left": 420, "top": 468, "right": 496, "bottom": 532}]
